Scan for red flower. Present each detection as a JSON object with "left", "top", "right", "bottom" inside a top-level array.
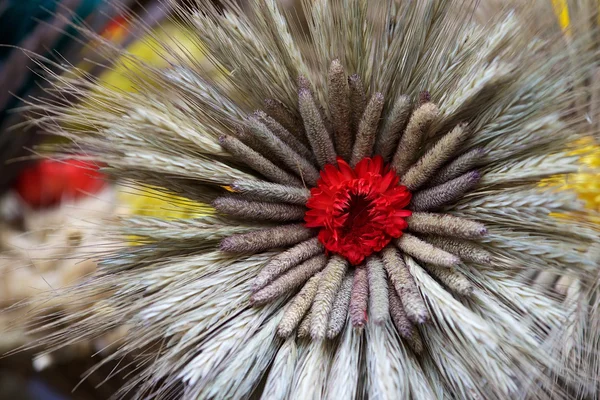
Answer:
[{"left": 305, "top": 156, "right": 412, "bottom": 265}]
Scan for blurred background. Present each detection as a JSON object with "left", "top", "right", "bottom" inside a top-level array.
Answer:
[{"left": 0, "top": 0, "right": 597, "bottom": 399}]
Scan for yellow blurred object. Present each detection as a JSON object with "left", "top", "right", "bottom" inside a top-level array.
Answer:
[
  {"left": 98, "top": 21, "right": 214, "bottom": 93},
  {"left": 541, "top": 138, "right": 600, "bottom": 223},
  {"left": 551, "top": 0, "right": 570, "bottom": 34},
  {"left": 117, "top": 186, "right": 214, "bottom": 220},
  {"left": 547, "top": 1, "right": 600, "bottom": 219}
]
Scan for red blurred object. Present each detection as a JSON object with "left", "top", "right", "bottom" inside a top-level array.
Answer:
[{"left": 14, "top": 159, "right": 106, "bottom": 209}]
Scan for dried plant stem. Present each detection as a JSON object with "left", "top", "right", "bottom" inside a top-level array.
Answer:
[
  {"left": 253, "top": 237, "right": 323, "bottom": 291},
  {"left": 278, "top": 274, "right": 322, "bottom": 337},
  {"left": 310, "top": 256, "right": 348, "bottom": 340},
  {"left": 231, "top": 180, "right": 311, "bottom": 205},
  {"left": 220, "top": 224, "right": 315, "bottom": 253},
  {"left": 391, "top": 102, "right": 439, "bottom": 175},
  {"left": 219, "top": 135, "right": 302, "bottom": 186},
  {"left": 328, "top": 59, "right": 352, "bottom": 160},
  {"left": 326, "top": 272, "right": 354, "bottom": 339},
  {"left": 381, "top": 246, "right": 429, "bottom": 324},
  {"left": 407, "top": 212, "right": 487, "bottom": 239},
  {"left": 374, "top": 95, "right": 411, "bottom": 161},
  {"left": 401, "top": 123, "right": 469, "bottom": 191},
  {"left": 251, "top": 255, "right": 327, "bottom": 305},
  {"left": 410, "top": 171, "right": 480, "bottom": 211},
  {"left": 367, "top": 256, "right": 389, "bottom": 325},
  {"left": 350, "top": 265, "right": 369, "bottom": 328},
  {"left": 350, "top": 93, "right": 385, "bottom": 166},
  {"left": 299, "top": 88, "right": 337, "bottom": 167},
  {"left": 396, "top": 233, "right": 460, "bottom": 268},
  {"left": 213, "top": 197, "right": 306, "bottom": 221}
]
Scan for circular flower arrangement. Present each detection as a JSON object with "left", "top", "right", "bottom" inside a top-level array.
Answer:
[
  {"left": 29, "top": 1, "right": 600, "bottom": 399},
  {"left": 215, "top": 67, "right": 488, "bottom": 344}
]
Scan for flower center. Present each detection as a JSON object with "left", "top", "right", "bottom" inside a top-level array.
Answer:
[
  {"left": 342, "top": 194, "right": 372, "bottom": 234},
  {"left": 304, "top": 156, "right": 412, "bottom": 265}
]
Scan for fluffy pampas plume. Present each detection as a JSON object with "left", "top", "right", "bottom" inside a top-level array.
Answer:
[{"left": 19, "top": 0, "right": 600, "bottom": 399}]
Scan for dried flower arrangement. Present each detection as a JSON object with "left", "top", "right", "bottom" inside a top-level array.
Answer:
[{"left": 21, "top": 1, "right": 600, "bottom": 399}]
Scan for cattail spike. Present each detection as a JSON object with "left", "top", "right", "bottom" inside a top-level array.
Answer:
[
  {"left": 297, "top": 307, "right": 314, "bottom": 338},
  {"left": 410, "top": 171, "right": 480, "bottom": 211},
  {"left": 381, "top": 246, "right": 429, "bottom": 324},
  {"left": 349, "top": 265, "right": 369, "bottom": 328},
  {"left": 277, "top": 274, "right": 322, "bottom": 337},
  {"left": 219, "top": 135, "right": 302, "bottom": 187},
  {"left": 422, "top": 263, "right": 473, "bottom": 296},
  {"left": 328, "top": 59, "right": 353, "bottom": 160},
  {"left": 401, "top": 123, "right": 469, "bottom": 191},
  {"left": 246, "top": 116, "right": 320, "bottom": 185},
  {"left": 407, "top": 212, "right": 487, "bottom": 239},
  {"left": 220, "top": 224, "right": 315, "bottom": 253},
  {"left": 231, "top": 124, "right": 270, "bottom": 155},
  {"left": 254, "top": 110, "right": 315, "bottom": 163},
  {"left": 391, "top": 102, "right": 439, "bottom": 175},
  {"left": 428, "top": 148, "right": 485, "bottom": 187},
  {"left": 298, "top": 75, "right": 312, "bottom": 92},
  {"left": 264, "top": 98, "right": 306, "bottom": 141},
  {"left": 348, "top": 74, "right": 367, "bottom": 135},
  {"left": 350, "top": 92, "right": 385, "bottom": 166},
  {"left": 418, "top": 90, "right": 431, "bottom": 106},
  {"left": 253, "top": 237, "right": 323, "bottom": 291},
  {"left": 310, "top": 255, "right": 348, "bottom": 340},
  {"left": 374, "top": 95, "right": 411, "bottom": 161},
  {"left": 406, "top": 329, "right": 424, "bottom": 354},
  {"left": 419, "top": 235, "right": 492, "bottom": 265},
  {"left": 299, "top": 88, "right": 337, "bottom": 168},
  {"left": 250, "top": 255, "right": 327, "bottom": 306},
  {"left": 396, "top": 233, "right": 460, "bottom": 268},
  {"left": 213, "top": 197, "right": 305, "bottom": 222},
  {"left": 231, "top": 180, "right": 311, "bottom": 205},
  {"left": 366, "top": 256, "right": 389, "bottom": 325},
  {"left": 326, "top": 272, "right": 354, "bottom": 339},
  {"left": 388, "top": 287, "right": 415, "bottom": 339}
]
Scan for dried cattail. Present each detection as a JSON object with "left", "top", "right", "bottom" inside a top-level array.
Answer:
[
  {"left": 278, "top": 274, "right": 321, "bottom": 337},
  {"left": 230, "top": 180, "right": 311, "bottom": 205},
  {"left": 348, "top": 74, "right": 367, "bottom": 135},
  {"left": 396, "top": 234, "right": 461, "bottom": 268},
  {"left": 213, "top": 197, "right": 306, "bottom": 221},
  {"left": 220, "top": 224, "right": 315, "bottom": 253},
  {"left": 219, "top": 135, "right": 302, "bottom": 186},
  {"left": 407, "top": 212, "right": 487, "bottom": 239},
  {"left": 328, "top": 59, "right": 353, "bottom": 160},
  {"left": 253, "top": 237, "right": 323, "bottom": 291},
  {"left": 381, "top": 246, "right": 429, "bottom": 324},
  {"left": 349, "top": 265, "right": 369, "bottom": 327},
  {"left": 391, "top": 102, "right": 439, "bottom": 175},
  {"left": 326, "top": 272, "right": 354, "bottom": 339},
  {"left": 410, "top": 171, "right": 481, "bottom": 211},
  {"left": 401, "top": 123, "right": 469, "bottom": 191},
  {"left": 299, "top": 88, "right": 337, "bottom": 168},
  {"left": 251, "top": 255, "right": 327, "bottom": 305},
  {"left": 366, "top": 256, "right": 389, "bottom": 325},
  {"left": 374, "top": 95, "right": 412, "bottom": 161},
  {"left": 350, "top": 92, "right": 385, "bottom": 166},
  {"left": 310, "top": 255, "right": 348, "bottom": 339}
]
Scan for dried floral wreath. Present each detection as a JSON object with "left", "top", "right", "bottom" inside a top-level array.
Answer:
[
  {"left": 27, "top": 0, "right": 600, "bottom": 399},
  {"left": 216, "top": 67, "right": 485, "bottom": 348}
]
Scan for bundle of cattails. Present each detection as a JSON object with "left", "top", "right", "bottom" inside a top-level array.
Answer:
[{"left": 19, "top": 0, "right": 600, "bottom": 399}]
